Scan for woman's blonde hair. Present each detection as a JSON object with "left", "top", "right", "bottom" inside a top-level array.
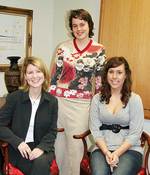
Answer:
[{"left": 20, "top": 56, "right": 50, "bottom": 91}]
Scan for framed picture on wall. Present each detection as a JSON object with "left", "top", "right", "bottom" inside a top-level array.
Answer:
[{"left": 0, "top": 5, "right": 33, "bottom": 72}]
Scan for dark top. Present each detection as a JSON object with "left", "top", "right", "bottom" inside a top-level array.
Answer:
[{"left": 0, "top": 90, "right": 58, "bottom": 153}]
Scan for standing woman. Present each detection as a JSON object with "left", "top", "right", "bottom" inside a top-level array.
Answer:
[
  {"left": 90, "top": 57, "right": 144, "bottom": 175},
  {"left": 0, "top": 57, "right": 58, "bottom": 175},
  {"left": 49, "top": 9, "right": 105, "bottom": 175}
]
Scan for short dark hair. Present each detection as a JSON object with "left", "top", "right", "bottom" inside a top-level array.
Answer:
[
  {"left": 69, "top": 9, "right": 94, "bottom": 38},
  {"left": 100, "top": 56, "right": 132, "bottom": 106}
]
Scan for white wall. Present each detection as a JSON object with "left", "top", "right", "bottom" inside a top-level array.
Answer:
[{"left": 144, "top": 119, "right": 150, "bottom": 133}]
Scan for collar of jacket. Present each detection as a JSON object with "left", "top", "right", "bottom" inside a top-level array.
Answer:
[{"left": 21, "top": 90, "right": 51, "bottom": 104}]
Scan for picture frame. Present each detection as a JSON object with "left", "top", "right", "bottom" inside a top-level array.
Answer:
[{"left": 0, "top": 5, "right": 33, "bottom": 72}]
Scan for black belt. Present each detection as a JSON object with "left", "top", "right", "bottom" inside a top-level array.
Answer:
[{"left": 100, "top": 124, "right": 129, "bottom": 133}]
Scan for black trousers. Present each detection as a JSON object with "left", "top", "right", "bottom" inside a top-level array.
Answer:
[{"left": 9, "top": 142, "right": 54, "bottom": 175}]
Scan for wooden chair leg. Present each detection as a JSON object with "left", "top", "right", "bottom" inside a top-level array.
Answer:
[{"left": 0, "top": 141, "right": 9, "bottom": 175}]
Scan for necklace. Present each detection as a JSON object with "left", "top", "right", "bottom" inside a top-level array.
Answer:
[{"left": 29, "top": 93, "right": 41, "bottom": 105}]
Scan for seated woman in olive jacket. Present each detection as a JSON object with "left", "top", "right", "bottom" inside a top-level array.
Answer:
[{"left": 0, "top": 56, "right": 58, "bottom": 175}]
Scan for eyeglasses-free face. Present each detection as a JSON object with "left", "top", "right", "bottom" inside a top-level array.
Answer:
[
  {"left": 107, "top": 64, "right": 126, "bottom": 91},
  {"left": 25, "top": 64, "right": 45, "bottom": 89},
  {"left": 72, "top": 18, "right": 90, "bottom": 41}
]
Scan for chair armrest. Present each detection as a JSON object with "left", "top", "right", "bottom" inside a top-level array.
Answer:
[
  {"left": 73, "top": 130, "right": 91, "bottom": 139},
  {"left": 73, "top": 130, "right": 91, "bottom": 160},
  {"left": 57, "top": 128, "right": 64, "bottom": 132},
  {"left": 141, "top": 131, "right": 150, "bottom": 146},
  {"left": 0, "top": 140, "right": 8, "bottom": 148}
]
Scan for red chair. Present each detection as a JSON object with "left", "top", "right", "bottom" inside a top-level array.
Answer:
[
  {"left": 73, "top": 130, "right": 150, "bottom": 175},
  {"left": 0, "top": 128, "right": 64, "bottom": 175}
]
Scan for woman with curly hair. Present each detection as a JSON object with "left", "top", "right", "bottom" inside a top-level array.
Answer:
[{"left": 90, "top": 56, "right": 144, "bottom": 175}]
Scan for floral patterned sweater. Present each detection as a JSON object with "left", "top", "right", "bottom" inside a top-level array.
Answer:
[{"left": 49, "top": 39, "right": 105, "bottom": 99}]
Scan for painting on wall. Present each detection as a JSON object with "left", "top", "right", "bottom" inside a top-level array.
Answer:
[{"left": 0, "top": 5, "right": 33, "bottom": 72}]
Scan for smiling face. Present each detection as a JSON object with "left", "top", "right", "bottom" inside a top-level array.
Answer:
[
  {"left": 72, "top": 18, "right": 90, "bottom": 41},
  {"left": 25, "top": 64, "right": 45, "bottom": 89},
  {"left": 107, "top": 64, "right": 126, "bottom": 91}
]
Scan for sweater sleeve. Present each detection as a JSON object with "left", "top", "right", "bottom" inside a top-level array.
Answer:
[
  {"left": 94, "top": 47, "right": 106, "bottom": 94},
  {"left": 125, "top": 93, "right": 144, "bottom": 145},
  {"left": 49, "top": 44, "right": 64, "bottom": 86},
  {"left": 89, "top": 94, "right": 104, "bottom": 140}
]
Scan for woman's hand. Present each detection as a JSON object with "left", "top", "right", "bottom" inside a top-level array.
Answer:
[
  {"left": 29, "top": 148, "right": 44, "bottom": 160},
  {"left": 18, "top": 142, "right": 31, "bottom": 159},
  {"left": 110, "top": 152, "right": 119, "bottom": 167},
  {"left": 105, "top": 151, "right": 113, "bottom": 164},
  {"left": 105, "top": 151, "right": 119, "bottom": 167}
]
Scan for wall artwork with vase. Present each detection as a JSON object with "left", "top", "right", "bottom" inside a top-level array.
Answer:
[{"left": 0, "top": 5, "right": 33, "bottom": 93}]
